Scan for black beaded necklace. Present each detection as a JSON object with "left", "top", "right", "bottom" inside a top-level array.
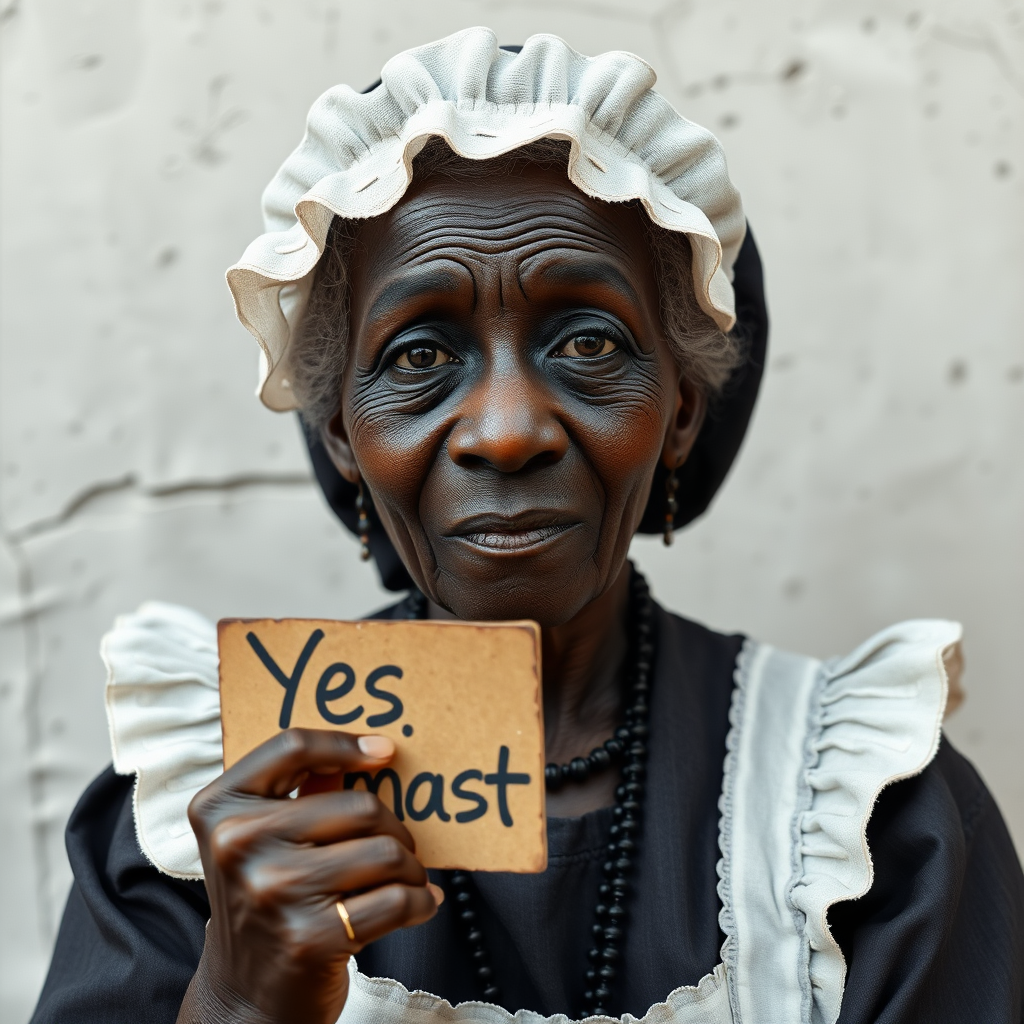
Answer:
[{"left": 403, "top": 569, "right": 654, "bottom": 1018}]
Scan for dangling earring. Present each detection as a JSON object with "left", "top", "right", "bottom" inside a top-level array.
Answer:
[
  {"left": 356, "top": 480, "right": 371, "bottom": 561},
  {"left": 663, "top": 468, "right": 679, "bottom": 547}
]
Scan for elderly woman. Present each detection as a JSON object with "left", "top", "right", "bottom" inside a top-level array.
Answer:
[{"left": 30, "top": 29, "right": 1024, "bottom": 1024}]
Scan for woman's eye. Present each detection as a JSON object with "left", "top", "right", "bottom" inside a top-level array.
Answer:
[
  {"left": 394, "top": 345, "right": 453, "bottom": 370},
  {"left": 556, "top": 334, "right": 619, "bottom": 359}
]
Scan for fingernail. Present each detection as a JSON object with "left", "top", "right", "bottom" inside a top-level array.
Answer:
[
  {"left": 427, "top": 882, "right": 445, "bottom": 906},
  {"left": 357, "top": 735, "right": 395, "bottom": 760}
]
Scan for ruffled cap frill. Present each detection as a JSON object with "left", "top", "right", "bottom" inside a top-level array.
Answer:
[{"left": 225, "top": 27, "right": 745, "bottom": 412}]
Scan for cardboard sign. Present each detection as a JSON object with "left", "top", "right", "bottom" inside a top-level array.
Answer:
[{"left": 218, "top": 618, "right": 546, "bottom": 873}]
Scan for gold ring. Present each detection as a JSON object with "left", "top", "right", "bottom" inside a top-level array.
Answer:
[{"left": 336, "top": 899, "right": 356, "bottom": 942}]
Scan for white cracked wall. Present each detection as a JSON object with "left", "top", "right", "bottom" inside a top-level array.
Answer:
[{"left": 1, "top": 0, "right": 1021, "bottom": 1019}]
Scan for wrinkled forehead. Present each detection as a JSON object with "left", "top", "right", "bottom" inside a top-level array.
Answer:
[{"left": 348, "top": 163, "right": 658, "bottom": 313}]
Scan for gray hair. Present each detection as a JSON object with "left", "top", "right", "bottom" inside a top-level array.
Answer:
[{"left": 291, "top": 138, "right": 743, "bottom": 432}]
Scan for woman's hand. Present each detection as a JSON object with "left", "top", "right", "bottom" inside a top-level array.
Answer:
[{"left": 176, "top": 729, "right": 441, "bottom": 1024}]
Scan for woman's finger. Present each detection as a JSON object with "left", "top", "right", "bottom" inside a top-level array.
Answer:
[
  {"left": 209, "top": 789, "right": 416, "bottom": 852},
  {"left": 190, "top": 729, "right": 395, "bottom": 829},
  {"left": 333, "top": 883, "right": 441, "bottom": 950},
  {"left": 258, "top": 834, "right": 430, "bottom": 899}
]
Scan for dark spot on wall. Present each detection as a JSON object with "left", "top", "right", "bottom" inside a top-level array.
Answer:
[
  {"left": 862, "top": 16, "right": 877, "bottom": 32},
  {"left": 156, "top": 246, "right": 179, "bottom": 268},
  {"left": 994, "top": 160, "right": 1012, "bottom": 178},
  {"left": 783, "top": 576, "right": 805, "bottom": 600},
  {"left": 712, "top": 74, "right": 730, "bottom": 91},
  {"left": 781, "top": 59, "right": 807, "bottom": 81},
  {"left": 947, "top": 360, "right": 968, "bottom": 384},
  {"left": 72, "top": 53, "right": 103, "bottom": 71},
  {"left": 720, "top": 113, "right": 739, "bottom": 129},
  {"left": 906, "top": 11, "right": 921, "bottom": 28},
  {"left": 1008, "top": 365, "right": 1023, "bottom": 383}
]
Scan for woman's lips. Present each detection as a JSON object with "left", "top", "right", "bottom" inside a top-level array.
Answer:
[
  {"left": 447, "top": 513, "right": 580, "bottom": 553},
  {"left": 459, "top": 524, "right": 576, "bottom": 551}
]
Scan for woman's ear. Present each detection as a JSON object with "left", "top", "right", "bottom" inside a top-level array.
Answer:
[
  {"left": 661, "top": 375, "right": 707, "bottom": 470},
  {"left": 320, "top": 409, "right": 361, "bottom": 484}
]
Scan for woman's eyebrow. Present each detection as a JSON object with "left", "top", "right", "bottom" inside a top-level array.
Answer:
[
  {"left": 520, "top": 254, "right": 644, "bottom": 309},
  {"left": 366, "top": 265, "right": 465, "bottom": 324}
]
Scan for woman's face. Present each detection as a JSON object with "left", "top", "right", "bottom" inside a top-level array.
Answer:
[{"left": 323, "top": 163, "right": 705, "bottom": 625}]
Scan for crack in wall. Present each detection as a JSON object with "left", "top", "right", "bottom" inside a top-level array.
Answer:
[{"left": 7, "top": 471, "right": 315, "bottom": 545}]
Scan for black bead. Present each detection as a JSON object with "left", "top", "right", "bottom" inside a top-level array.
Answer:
[
  {"left": 569, "top": 757, "right": 590, "bottom": 782},
  {"left": 450, "top": 872, "right": 469, "bottom": 887},
  {"left": 601, "top": 945, "right": 620, "bottom": 962},
  {"left": 595, "top": 903, "right": 609, "bottom": 918},
  {"left": 624, "top": 780, "right": 643, "bottom": 796},
  {"left": 614, "top": 856, "right": 632, "bottom": 873},
  {"left": 483, "top": 985, "right": 500, "bottom": 1000},
  {"left": 610, "top": 875, "right": 629, "bottom": 894},
  {"left": 584, "top": 990, "right": 595, "bottom": 1004},
  {"left": 603, "top": 925, "right": 623, "bottom": 943},
  {"left": 592, "top": 922, "right": 604, "bottom": 938},
  {"left": 617, "top": 837, "right": 636, "bottom": 854},
  {"left": 615, "top": 726, "right": 631, "bottom": 742},
  {"left": 476, "top": 965, "right": 492, "bottom": 980},
  {"left": 585, "top": 967, "right": 597, "bottom": 983},
  {"left": 604, "top": 738, "right": 625, "bottom": 757},
  {"left": 602, "top": 860, "right": 617, "bottom": 877},
  {"left": 459, "top": 909, "right": 476, "bottom": 923},
  {"left": 545, "top": 763, "right": 563, "bottom": 791},
  {"left": 472, "top": 948, "right": 488, "bottom": 962},
  {"left": 588, "top": 947, "right": 601, "bottom": 962},
  {"left": 599, "top": 883, "right": 611, "bottom": 898},
  {"left": 619, "top": 817, "right": 638, "bottom": 834},
  {"left": 629, "top": 723, "right": 649, "bottom": 740},
  {"left": 607, "top": 903, "right": 627, "bottom": 920},
  {"left": 596, "top": 984, "right": 612, "bottom": 1000},
  {"left": 455, "top": 890, "right": 472, "bottom": 904},
  {"left": 467, "top": 928, "right": 483, "bottom": 943},
  {"left": 622, "top": 799, "right": 641, "bottom": 815},
  {"left": 588, "top": 747, "right": 612, "bottom": 770},
  {"left": 599, "top": 965, "right": 617, "bottom": 980}
]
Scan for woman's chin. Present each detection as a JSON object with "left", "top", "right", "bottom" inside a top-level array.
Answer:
[{"left": 430, "top": 532, "right": 601, "bottom": 624}]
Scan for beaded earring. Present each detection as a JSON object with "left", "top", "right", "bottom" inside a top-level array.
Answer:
[
  {"left": 356, "top": 481, "right": 371, "bottom": 561},
  {"left": 663, "top": 468, "right": 679, "bottom": 546}
]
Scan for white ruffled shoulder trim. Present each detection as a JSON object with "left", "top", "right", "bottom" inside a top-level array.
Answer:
[
  {"left": 226, "top": 27, "right": 745, "bottom": 412},
  {"left": 717, "top": 619, "right": 961, "bottom": 1024},
  {"left": 103, "top": 601, "right": 221, "bottom": 880}
]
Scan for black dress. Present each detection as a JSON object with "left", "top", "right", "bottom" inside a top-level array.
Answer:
[{"left": 30, "top": 605, "right": 1024, "bottom": 1024}]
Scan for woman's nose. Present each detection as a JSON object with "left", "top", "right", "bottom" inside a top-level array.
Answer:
[{"left": 446, "top": 371, "right": 569, "bottom": 473}]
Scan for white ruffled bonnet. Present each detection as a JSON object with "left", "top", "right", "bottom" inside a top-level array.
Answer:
[{"left": 226, "top": 26, "right": 746, "bottom": 412}]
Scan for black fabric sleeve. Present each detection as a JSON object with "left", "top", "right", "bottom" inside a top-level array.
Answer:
[
  {"left": 833, "top": 737, "right": 1024, "bottom": 1024},
  {"left": 30, "top": 767, "right": 210, "bottom": 1024}
]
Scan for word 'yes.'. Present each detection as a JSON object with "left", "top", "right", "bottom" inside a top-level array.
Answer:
[{"left": 246, "top": 628, "right": 403, "bottom": 730}]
